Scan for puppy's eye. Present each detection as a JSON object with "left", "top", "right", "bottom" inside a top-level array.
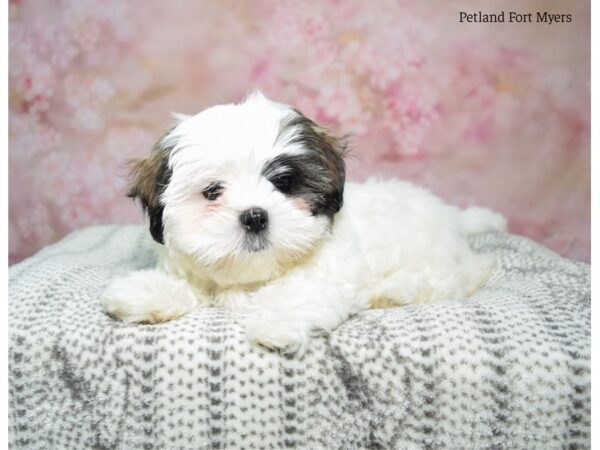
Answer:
[
  {"left": 271, "top": 172, "right": 295, "bottom": 194},
  {"left": 202, "top": 182, "right": 223, "bottom": 201}
]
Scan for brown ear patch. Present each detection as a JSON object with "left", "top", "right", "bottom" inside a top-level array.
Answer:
[
  {"left": 312, "top": 123, "right": 347, "bottom": 213},
  {"left": 127, "top": 135, "right": 174, "bottom": 244}
]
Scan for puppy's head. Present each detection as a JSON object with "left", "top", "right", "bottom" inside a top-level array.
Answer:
[{"left": 128, "top": 91, "right": 346, "bottom": 284}]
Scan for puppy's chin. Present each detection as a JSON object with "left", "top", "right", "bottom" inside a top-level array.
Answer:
[
  {"left": 243, "top": 233, "right": 269, "bottom": 253},
  {"left": 198, "top": 247, "right": 304, "bottom": 287},
  {"left": 210, "top": 241, "right": 313, "bottom": 279},
  {"left": 163, "top": 230, "right": 318, "bottom": 288}
]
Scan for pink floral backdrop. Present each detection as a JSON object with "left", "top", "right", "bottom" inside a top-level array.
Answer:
[{"left": 9, "top": 0, "right": 590, "bottom": 263}]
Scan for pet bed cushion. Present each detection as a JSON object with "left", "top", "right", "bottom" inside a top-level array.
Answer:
[{"left": 9, "top": 225, "right": 591, "bottom": 449}]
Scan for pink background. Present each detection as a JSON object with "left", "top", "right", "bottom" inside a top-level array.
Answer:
[{"left": 9, "top": 0, "right": 590, "bottom": 264}]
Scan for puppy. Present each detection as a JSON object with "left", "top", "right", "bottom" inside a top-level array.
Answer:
[{"left": 102, "top": 91, "right": 505, "bottom": 354}]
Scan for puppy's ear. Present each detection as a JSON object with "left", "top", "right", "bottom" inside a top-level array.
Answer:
[
  {"left": 287, "top": 111, "right": 347, "bottom": 216},
  {"left": 127, "top": 134, "right": 174, "bottom": 244},
  {"left": 275, "top": 112, "right": 347, "bottom": 218},
  {"left": 315, "top": 127, "right": 346, "bottom": 215}
]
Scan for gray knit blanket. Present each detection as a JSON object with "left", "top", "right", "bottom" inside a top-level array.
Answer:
[{"left": 9, "top": 225, "right": 590, "bottom": 449}]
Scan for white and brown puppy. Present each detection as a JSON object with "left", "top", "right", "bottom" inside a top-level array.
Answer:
[{"left": 102, "top": 91, "right": 505, "bottom": 354}]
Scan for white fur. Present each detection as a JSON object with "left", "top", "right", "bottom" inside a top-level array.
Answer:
[
  {"left": 102, "top": 269, "right": 202, "bottom": 323},
  {"left": 101, "top": 91, "right": 506, "bottom": 354}
]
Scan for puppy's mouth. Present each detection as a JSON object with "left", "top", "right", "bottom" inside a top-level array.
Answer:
[{"left": 243, "top": 232, "right": 269, "bottom": 253}]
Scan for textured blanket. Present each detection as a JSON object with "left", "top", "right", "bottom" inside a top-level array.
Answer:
[{"left": 9, "top": 225, "right": 591, "bottom": 450}]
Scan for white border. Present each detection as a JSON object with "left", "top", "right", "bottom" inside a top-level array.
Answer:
[
  {"left": 2, "top": 0, "right": 9, "bottom": 448},
  {"left": 2, "top": 1, "right": 594, "bottom": 448}
]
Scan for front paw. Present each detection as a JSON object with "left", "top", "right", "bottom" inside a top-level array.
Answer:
[
  {"left": 101, "top": 270, "right": 198, "bottom": 324},
  {"left": 245, "top": 311, "right": 310, "bottom": 355}
]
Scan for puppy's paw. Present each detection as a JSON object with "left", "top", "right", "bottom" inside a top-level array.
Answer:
[
  {"left": 245, "top": 311, "right": 310, "bottom": 356},
  {"left": 101, "top": 269, "right": 198, "bottom": 324}
]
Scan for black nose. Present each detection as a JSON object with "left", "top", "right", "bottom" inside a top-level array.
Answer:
[{"left": 239, "top": 207, "right": 268, "bottom": 233}]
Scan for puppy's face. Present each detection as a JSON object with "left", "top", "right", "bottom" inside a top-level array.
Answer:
[{"left": 128, "top": 92, "right": 345, "bottom": 284}]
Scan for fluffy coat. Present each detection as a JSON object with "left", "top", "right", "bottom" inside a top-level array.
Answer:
[{"left": 101, "top": 91, "right": 506, "bottom": 354}]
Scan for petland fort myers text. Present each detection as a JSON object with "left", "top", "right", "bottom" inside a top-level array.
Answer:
[{"left": 459, "top": 11, "right": 572, "bottom": 24}]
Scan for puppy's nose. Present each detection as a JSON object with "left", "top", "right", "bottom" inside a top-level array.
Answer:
[{"left": 239, "top": 207, "right": 268, "bottom": 233}]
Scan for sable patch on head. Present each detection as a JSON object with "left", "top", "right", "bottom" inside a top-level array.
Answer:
[
  {"left": 127, "top": 133, "right": 174, "bottom": 244},
  {"left": 263, "top": 112, "right": 347, "bottom": 220}
]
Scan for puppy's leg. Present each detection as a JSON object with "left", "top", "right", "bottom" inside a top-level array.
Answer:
[
  {"left": 371, "top": 270, "right": 437, "bottom": 307},
  {"left": 373, "top": 252, "right": 494, "bottom": 307},
  {"left": 244, "top": 275, "right": 368, "bottom": 355},
  {"left": 101, "top": 269, "right": 203, "bottom": 324}
]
